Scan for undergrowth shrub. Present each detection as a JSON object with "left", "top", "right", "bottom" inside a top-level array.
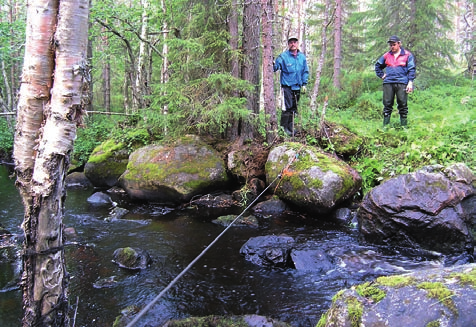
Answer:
[
  {"left": 327, "top": 77, "right": 475, "bottom": 194},
  {"left": 0, "top": 118, "right": 14, "bottom": 159},
  {"left": 73, "top": 116, "right": 122, "bottom": 167}
]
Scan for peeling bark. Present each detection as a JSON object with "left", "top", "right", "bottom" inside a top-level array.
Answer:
[{"left": 14, "top": 0, "right": 90, "bottom": 326}]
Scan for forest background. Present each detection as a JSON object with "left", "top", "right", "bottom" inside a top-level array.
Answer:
[{"left": 0, "top": 0, "right": 475, "bottom": 194}]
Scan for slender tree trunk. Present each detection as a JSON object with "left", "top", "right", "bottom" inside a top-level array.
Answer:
[
  {"left": 227, "top": 0, "right": 240, "bottom": 140},
  {"left": 333, "top": 0, "right": 342, "bottom": 89},
  {"left": 14, "top": 0, "right": 90, "bottom": 325},
  {"left": 103, "top": 62, "right": 111, "bottom": 113},
  {"left": 240, "top": 0, "right": 261, "bottom": 142},
  {"left": 134, "top": 0, "right": 150, "bottom": 110},
  {"left": 310, "top": 0, "right": 332, "bottom": 113},
  {"left": 261, "top": 0, "right": 277, "bottom": 144},
  {"left": 161, "top": 0, "right": 169, "bottom": 116}
]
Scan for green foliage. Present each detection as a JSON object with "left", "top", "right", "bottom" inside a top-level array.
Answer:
[
  {"left": 326, "top": 76, "right": 475, "bottom": 195},
  {"left": 364, "top": 0, "right": 457, "bottom": 80},
  {"left": 0, "top": 118, "right": 13, "bottom": 158},
  {"left": 149, "top": 73, "right": 253, "bottom": 137},
  {"left": 73, "top": 116, "right": 121, "bottom": 167}
]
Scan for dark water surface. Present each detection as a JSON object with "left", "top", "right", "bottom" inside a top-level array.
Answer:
[{"left": 0, "top": 165, "right": 443, "bottom": 327}]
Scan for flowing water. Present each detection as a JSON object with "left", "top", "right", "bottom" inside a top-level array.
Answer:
[{"left": 0, "top": 165, "right": 444, "bottom": 327}]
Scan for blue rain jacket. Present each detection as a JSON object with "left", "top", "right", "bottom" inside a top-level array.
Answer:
[{"left": 274, "top": 50, "right": 309, "bottom": 90}]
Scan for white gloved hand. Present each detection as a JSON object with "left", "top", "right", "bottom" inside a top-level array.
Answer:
[
  {"left": 406, "top": 81, "right": 413, "bottom": 93},
  {"left": 301, "top": 85, "right": 307, "bottom": 94}
]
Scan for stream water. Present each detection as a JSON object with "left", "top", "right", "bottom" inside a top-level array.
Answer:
[{"left": 0, "top": 165, "right": 445, "bottom": 327}]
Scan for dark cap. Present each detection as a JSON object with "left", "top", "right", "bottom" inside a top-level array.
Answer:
[
  {"left": 288, "top": 37, "right": 298, "bottom": 43},
  {"left": 387, "top": 35, "right": 401, "bottom": 43}
]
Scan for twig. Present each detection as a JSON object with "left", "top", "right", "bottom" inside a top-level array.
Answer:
[{"left": 72, "top": 296, "right": 79, "bottom": 327}]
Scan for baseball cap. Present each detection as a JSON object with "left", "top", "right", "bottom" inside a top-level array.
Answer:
[
  {"left": 387, "top": 35, "right": 401, "bottom": 43},
  {"left": 288, "top": 37, "right": 298, "bottom": 43}
]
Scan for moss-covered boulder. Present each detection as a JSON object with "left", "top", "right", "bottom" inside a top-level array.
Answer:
[
  {"left": 265, "top": 142, "right": 361, "bottom": 214},
  {"left": 118, "top": 136, "right": 229, "bottom": 205},
  {"left": 317, "top": 264, "right": 476, "bottom": 327},
  {"left": 84, "top": 139, "right": 129, "bottom": 187},
  {"left": 319, "top": 122, "right": 363, "bottom": 157}
]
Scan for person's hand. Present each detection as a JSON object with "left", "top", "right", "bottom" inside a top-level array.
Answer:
[
  {"left": 406, "top": 81, "right": 413, "bottom": 93},
  {"left": 381, "top": 74, "right": 386, "bottom": 80},
  {"left": 301, "top": 85, "right": 307, "bottom": 94}
]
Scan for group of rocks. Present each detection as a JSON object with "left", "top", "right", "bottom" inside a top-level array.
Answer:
[{"left": 73, "top": 135, "right": 476, "bottom": 327}]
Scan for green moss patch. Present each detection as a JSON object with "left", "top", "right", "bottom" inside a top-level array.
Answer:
[
  {"left": 355, "top": 282, "right": 386, "bottom": 303},
  {"left": 449, "top": 267, "right": 476, "bottom": 288},
  {"left": 88, "top": 139, "right": 125, "bottom": 163},
  {"left": 417, "top": 282, "right": 457, "bottom": 315},
  {"left": 346, "top": 297, "right": 363, "bottom": 327},
  {"left": 165, "top": 315, "right": 249, "bottom": 327},
  {"left": 376, "top": 275, "right": 416, "bottom": 288}
]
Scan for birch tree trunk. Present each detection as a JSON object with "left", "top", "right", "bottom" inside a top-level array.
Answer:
[
  {"left": 14, "top": 0, "right": 90, "bottom": 325},
  {"left": 134, "top": 0, "right": 150, "bottom": 110},
  {"left": 161, "top": 0, "right": 169, "bottom": 116},
  {"left": 261, "top": 0, "right": 277, "bottom": 144},
  {"left": 310, "top": 0, "right": 332, "bottom": 113},
  {"left": 333, "top": 0, "right": 342, "bottom": 89}
]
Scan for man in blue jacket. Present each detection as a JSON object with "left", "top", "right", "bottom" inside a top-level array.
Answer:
[
  {"left": 274, "top": 37, "right": 309, "bottom": 136},
  {"left": 375, "top": 35, "right": 416, "bottom": 127}
]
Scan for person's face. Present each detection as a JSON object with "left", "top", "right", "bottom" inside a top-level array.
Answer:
[
  {"left": 388, "top": 41, "right": 401, "bottom": 53},
  {"left": 288, "top": 40, "right": 298, "bottom": 51}
]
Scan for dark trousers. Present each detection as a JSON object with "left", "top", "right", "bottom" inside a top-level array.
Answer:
[
  {"left": 282, "top": 85, "right": 300, "bottom": 113},
  {"left": 383, "top": 83, "right": 408, "bottom": 118}
]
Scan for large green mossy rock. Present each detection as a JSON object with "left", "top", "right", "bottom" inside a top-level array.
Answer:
[
  {"left": 119, "top": 136, "right": 229, "bottom": 205},
  {"left": 84, "top": 139, "right": 129, "bottom": 187},
  {"left": 317, "top": 264, "right": 476, "bottom": 327},
  {"left": 265, "top": 142, "right": 361, "bottom": 214}
]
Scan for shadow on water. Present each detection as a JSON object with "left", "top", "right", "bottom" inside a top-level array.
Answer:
[{"left": 0, "top": 165, "right": 444, "bottom": 327}]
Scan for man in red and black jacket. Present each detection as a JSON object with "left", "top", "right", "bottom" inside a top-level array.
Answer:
[{"left": 375, "top": 35, "right": 416, "bottom": 127}]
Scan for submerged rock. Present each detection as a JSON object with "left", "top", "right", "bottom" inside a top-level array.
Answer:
[
  {"left": 290, "top": 249, "right": 334, "bottom": 271},
  {"left": 87, "top": 191, "right": 113, "bottom": 205},
  {"left": 317, "top": 263, "right": 476, "bottom": 327},
  {"left": 212, "top": 214, "right": 259, "bottom": 227},
  {"left": 251, "top": 196, "right": 288, "bottom": 216},
  {"left": 65, "top": 172, "right": 93, "bottom": 188},
  {"left": 240, "top": 235, "right": 295, "bottom": 268},
  {"left": 358, "top": 163, "right": 476, "bottom": 256},
  {"left": 112, "top": 247, "right": 152, "bottom": 270}
]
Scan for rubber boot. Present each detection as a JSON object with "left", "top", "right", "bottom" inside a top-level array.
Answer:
[
  {"left": 400, "top": 117, "right": 407, "bottom": 128},
  {"left": 287, "top": 112, "right": 295, "bottom": 136},
  {"left": 280, "top": 112, "right": 292, "bottom": 136},
  {"left": 383, "top": 115, "right": 391, "bottom": 127}
]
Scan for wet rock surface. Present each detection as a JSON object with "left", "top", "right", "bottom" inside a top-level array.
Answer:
[
  {"left": 240, "top": 235, "right": 295, "bottom": 268},
  {"left": 319, "top": 263, "right": 476, "bottom": 327},
  {"left": 265, "top": 142, "right": 362, "bottom": 214},
  {"left": 112, "top": 247, "right": 152, "bottom": 270},
  {"left": 358, "top": 163, "right": 476, "bottom": 256}
]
